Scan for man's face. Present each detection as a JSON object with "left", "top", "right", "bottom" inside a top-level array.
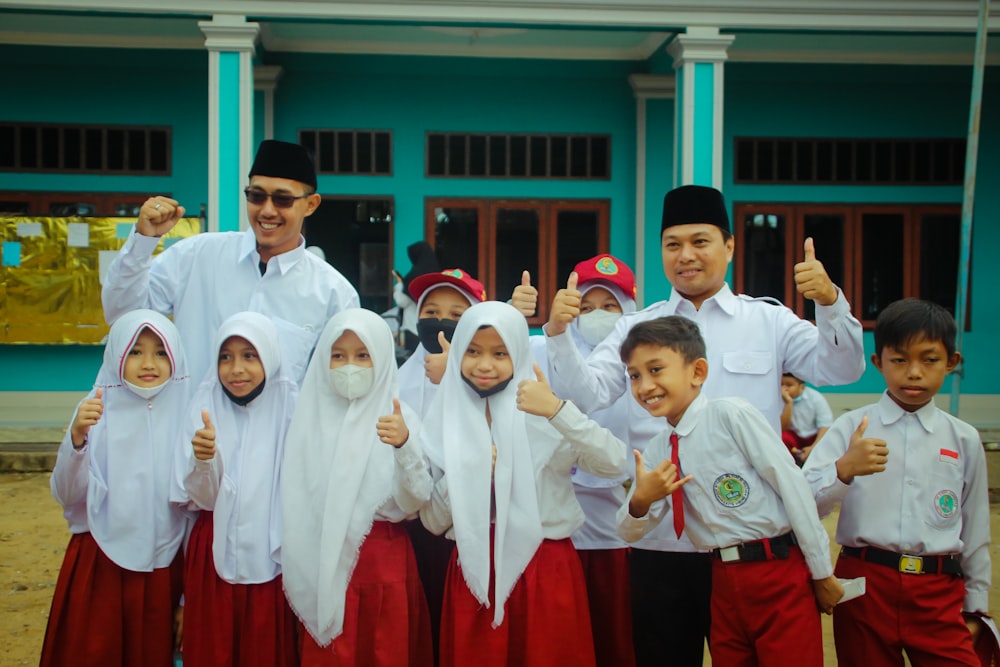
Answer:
[
  {"left": 661, "top": 223, "right": 734, "bottom": 309},
  {"left": 245, "top": 175, "right": 321, "bottom": 263}
]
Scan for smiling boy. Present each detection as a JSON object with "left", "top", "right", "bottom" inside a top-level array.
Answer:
[{"left": 802, "top": 298, "right": 990, "bottom": 666}]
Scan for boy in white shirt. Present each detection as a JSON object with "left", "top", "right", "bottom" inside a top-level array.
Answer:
[
  {"left": 802, "top": 298, "right": 990, "bottom": 666},
  {"left": 617, "top": 315, "right": 842, "bottom": 666},
  {"left": 780, "top": 372, "right": 833, "bottom": 464}
]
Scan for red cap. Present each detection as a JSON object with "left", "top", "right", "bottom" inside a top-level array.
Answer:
[
  {"left": 408, "top": 268, "right": 487, "bottom": 304},
  {"left": 572, "top": 254, "right": 637, "bottom": 300}
]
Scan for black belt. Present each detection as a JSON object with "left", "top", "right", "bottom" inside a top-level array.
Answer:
[
  {"left": 841, "top": 546, "right": 963, "bottom": 576},
  {"left": 714, "top": 532, "right": 798, "bottom": 563}
]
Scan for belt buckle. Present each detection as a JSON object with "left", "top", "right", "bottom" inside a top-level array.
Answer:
[
  {"left": 899, "top": 554, "right": 924, "bottom": 574},
  {"left": 719, "top": 546, "right": 741, "bottom": 563}
]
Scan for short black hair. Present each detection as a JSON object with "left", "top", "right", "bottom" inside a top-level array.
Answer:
[
  {"left": 873, "top": 298, "right": 957, "bottom": 358},
  {"left": 782, "top": 372, "right": 803, "bottom": 383},
  {"left": 620, "top": 316, "right": 705, "bottom": 365}
]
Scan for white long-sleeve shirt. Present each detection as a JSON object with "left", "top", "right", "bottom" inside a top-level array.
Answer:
[
  {"left": 802, "top": 393, "right": 990, "bottom": 612},
  {"left": 618, "top": 393, "right": 834, "bottom": 580},
  {"left": 547, "top": 283, "right": 864, "bottom": 553},
  {"left": 102, "top": 228, "right": 359, "bottom": 385}
]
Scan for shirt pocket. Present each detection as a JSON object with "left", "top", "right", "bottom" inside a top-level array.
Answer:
[
  {"left": 721, "top": 351, "right": 773, "bottom": 376},
  {"left": 270, "top": 317, "right": 318, "bottom": 383},
  {"left": 923, "top": 456, "right": 963, "bottom": 531}
]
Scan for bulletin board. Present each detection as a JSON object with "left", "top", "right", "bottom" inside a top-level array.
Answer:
[{"left": 1, "top": 216, "right": 201, "bottom": 344}]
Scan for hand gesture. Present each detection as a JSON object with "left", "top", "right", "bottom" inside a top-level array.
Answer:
[
  {"left": 835, "top": 416, "right": 888, "bottom": 484},
  {"left": 628, "top": 449, "right": 692, "bottom": 518},
  {"left": 424, "top": 332, "right": 450, "bottom": 385},
  {"left": 71, "top": 388, "right": 104, "bottom": 448},
  {"left": 377, "top": 398, "right": 410, "bottom": 448},
  {"left": 781, "top": 386, "right": 794, "bottom": 404},
  {"left": 516, "top": 363, "right": 563, "bottom": 418},
  {"left": 136, "top": 196, "right": 185, "bottom": 238},
  {"left": 546, "top": 271, "right": 581, "bottom": 336},
  {"left": 192, "top": 410, "right": 216, "bottom": 461},
  {"left": 510, "top": 270, "right": 538, "bottom": 318},
  {"left": 794, "top": 237, "right": 838, "bottom": 306},
  {"left": 811, "top": 576, "right": 844, "bottom": 614}
]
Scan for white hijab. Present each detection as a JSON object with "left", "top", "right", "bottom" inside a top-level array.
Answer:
[
  {"left": 87, "top": 309, "right": 189, "bottom": 572},
  {"left": 176, "top": 311, "right": 298, "bottom": 583},
  {"left": 282, "top": 308, "right": 413, "bottom": 646},
  {"left": 397, "top": 282, "right": 479, "bottom": 417},
  {"left": 421, "top": 301, "right": 561, "bottom": 628},
  {"left": 570, "top": 281, "right": 637, "bottom": 355}
]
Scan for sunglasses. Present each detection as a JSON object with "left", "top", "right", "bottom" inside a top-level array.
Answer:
[{"left": 244, "top": 188, "right": 311, "bottom": 209}]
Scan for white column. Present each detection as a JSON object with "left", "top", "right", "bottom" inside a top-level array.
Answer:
[{"left": 254, "top": 65, "right": 283, "bottom": 141}]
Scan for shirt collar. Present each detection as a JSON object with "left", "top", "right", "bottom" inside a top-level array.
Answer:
[
  {"left": 665, "top": 282, "right": 737, "bottom": 316},
  {"left": 238, "top": 228, "right": 307, "bottom": 274},
  {"left": 876, "top": 391, "right": 938, "bottom": 433},
  {"left": 672, "top": 391, "right": 708, "bottom": 439}
]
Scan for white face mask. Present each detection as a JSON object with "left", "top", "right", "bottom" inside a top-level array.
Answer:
[
  {"left": 576, "top": 309, "right": 622, "bottom": 347},
  {"left": 328, "top": 365, "right": 375, "bottom": 400},
  {"left": 123, "top": 379, "right": 168, "bottom": 400}
]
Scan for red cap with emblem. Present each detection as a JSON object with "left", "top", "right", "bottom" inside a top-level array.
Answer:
[
  {"left": 408, "top": 268, "right": 488, "bottom": 304},
  {"left": 572, "top": 254, "right": 637, "bottom": 300}
]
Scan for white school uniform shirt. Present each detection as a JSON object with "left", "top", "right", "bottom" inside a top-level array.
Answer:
[
  {"left": 802, "top": 393, "right": 990, "bottom": 612},
  {"left": 618, "top": 392, "right": 834, "bottom": 580},
  {"left": 51, "top": 309, "right": 190, "bottom": 572},
  {"left": 418, "top": 302, "right": 627, "bottom": 628},
  {"left": 173, "top": 312, "right": 298, "bottom": 585},
  {"left": 546, "top": 283, "right": 864, "bottom": 553},
  {"left": 788, "top": 385, "right": 834, "bottom": 439},
  {"left": 282, "top": 308, "right": 431, "bottom": 647},
  {"left": 102, "top": 227, "right": 359, "bottom": 386},
  {"left": 529, "top": 281, "right": 635, "bottom": 550}
]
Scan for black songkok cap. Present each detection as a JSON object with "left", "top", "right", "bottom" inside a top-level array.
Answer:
[
  {"left": 661, "top": 185, "right": 730, "bottom": 233},
  {"left": 248, "top": 140, "right": 317, "bottom": 191}
]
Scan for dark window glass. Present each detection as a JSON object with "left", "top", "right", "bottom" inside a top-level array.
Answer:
[
  {"left": 41, "top": 127, "right": 60, "bottom": 169},
  {"left": 815, "top": 141, "right": 833, "bottom": 181},
  {"left": 795, "top": 142, "right": 813, "bottom": 182},
  {"left": 529, "top": 136, "right": 547, "bottom": 177},
  {"left": 85, "top": 129, "right": 103, "bottom": 170},
  {"left": 861, "top": 213, "right": 904, "bottom": 319},
  {"left": 433, "top": 207, "right": 480, "bottom": 272},
  {"left": 127, "top": 130, "right": 146, "bottom": 171},
  {"left": 106, "top": 129, "right": 125, "bottom": 170},
  {"left": 735, "top": 139, "right": 754, "bottom": 181},
  {"left": 591, "top": 137, "right": 609, "bottom": 179},
  {"left": 802, "top": 213, "right": 845, "bottom": 321},
  {"left": 488, "top": 136, "right": 507, "bottom": 176},
  {"left": 776, "top": 141, "right": 794, "bottom": 181},
  {"left": 556, "top": 209, "right": 599, "bottom": 285},
  {"left": 468, "top": 135, "right": 487, "bottom": 176},
  {"left": 355, "top": 132, "right": 373, "bottom": 173},
  {"left": 741, "top": 210, "right": 787, "bottom": 301},
  {"left": 0, "top": 126, "right": 14, "bottom": 167},
  {"left": 509, "top": 136, "right": 527, "bottom": 177},
  {"left": 447, "top": 135, "right": 467, "bottom": 176},
  {"left": 374, "top": 132, "right": 391, "bottom": 174},
  {"left": 874, "top": 141, "right": 892, "bottom": 182},
  {"left": 920, "top": 213, "right": 962, "bottom": 314},
  {"left": 569, "top": 137, "right": 588, "bottom": 178},
  {"left": 757, "top": 141, "right": 774, "bottom": 181},
  {"left": 19, "top": 127, "right": 37, "bottom": 168},
  {"left": 550, "top": 136, "right": 568, "bottom": 177},
  {"left": 494, "top": 208, "right": 540, "bottom": 301},
  {"left": 337, "top": 132, "right": 354, "bottom": 173},
  {"left": 150, "top": 131, "right": 167, "bottom": 172}
]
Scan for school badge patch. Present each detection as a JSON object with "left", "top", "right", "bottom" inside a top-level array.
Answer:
[
  {"left": 934, "top": 490, "right": 958, "bottom": 519},
  {"left": 594, "top": 256, "right": 619, "bottom": 276},
  {"left": 713, "top": 474, "right": 749, "bottom": 508}
]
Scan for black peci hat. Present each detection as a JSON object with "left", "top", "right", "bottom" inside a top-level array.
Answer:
[
  {"left": 661, "top": 184, "right": 730, "bottom": 233},
  {"left": 248, "top": 140, "right": 317, "bottom": 191}
]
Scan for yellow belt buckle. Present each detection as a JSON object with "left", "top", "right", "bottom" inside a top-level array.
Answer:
[
  {"left": 899, "top": 554, "right": 924, "bottom": 574},
  {"left": 719, "top": 546, "right": 741, "bottom": 563}
]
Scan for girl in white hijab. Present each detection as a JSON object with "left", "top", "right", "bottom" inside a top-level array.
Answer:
[
  {"left": 419, "top": 301, "right": 627, "bottom": 667},
  {"left": 42, "top": 309, "right": 189, "bottom": 667},
  {"left": 282, "top": 308, "right": 433, "bottom": 666},
  {"left": 173, "top": 311, "right": 299, "bottom": 667}
]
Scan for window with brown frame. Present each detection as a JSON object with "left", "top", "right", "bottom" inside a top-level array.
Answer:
[
  {"left": 299, "top": 130, "right": 392, "bottom": 176},
  {"left": 0, "top": 123, "right": 170, "bottom": 175},
  {"left": 733, "top": 203, "right": 969, "bottom": 329},
  {"left": 426, "top": 133, "right": 610, "bottom": 180},
  {"left": 0, "top": 191, "right": 154, "bottom": 217},
  {"left": 425, "top": 198, "right": 609, "bottom": 326}
]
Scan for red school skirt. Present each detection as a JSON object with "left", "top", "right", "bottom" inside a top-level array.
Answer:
[
  {"left": 181, "top": 511, "right": 297, "bottom": 667},
  {"left": 39, "top": 531, "right": 182, "bottom": 667},
  {"left": 298, "top": 520, "right": 433, "bottom": 667},
  {"left": 440, "top": 535, "right": 596, "bottom": 667}
]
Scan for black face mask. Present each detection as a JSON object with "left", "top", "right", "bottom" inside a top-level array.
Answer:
[
  {"left": 222, "top": 378, "right": 266, "bottom": 406},
  {"left": 462, "top": 374, "right": 514, "bottom": 399},
  {"left": 417, "top": 318, "right": 459, "bottom": 354}
]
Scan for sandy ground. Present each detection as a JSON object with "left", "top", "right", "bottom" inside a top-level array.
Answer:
[{"left": 3, "top": 471, "right": 999, "bottom": 666}]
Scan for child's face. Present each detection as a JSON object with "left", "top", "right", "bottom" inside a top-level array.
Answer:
[
  {"left": 780, "top": 376, "right": 805, "bottom": 399},
  {"left": 579, "top": 286, "right": 623, "bottom": 315},
  {"left": 626, "top": 343, "right": 707, "bottom": 426},
  {"left": 329, "top": 330, "right": 373, "bottom": 368},
  {"left": 419, "top": 286, "right": 470, "bottom": 321},
  {"left": 123, "top": 327, "right": 172, "bottom": 388},
  {"left": 872, "top": 336, "right": 959, "bottom": 412},
  {"left": 461, "top": 326, "right": 514, "bottom": 392},
  {"left": 218, "top": 335, "right": 265, "bottom": 398}
]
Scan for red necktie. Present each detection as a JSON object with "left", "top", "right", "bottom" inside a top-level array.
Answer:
[{"left": 670, "top": 432, "right": 684, "bottom": 539}]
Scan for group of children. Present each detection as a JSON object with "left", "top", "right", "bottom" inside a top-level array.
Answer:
[{"left": 42, "top": 189, "right": 991, "bottom": 667}]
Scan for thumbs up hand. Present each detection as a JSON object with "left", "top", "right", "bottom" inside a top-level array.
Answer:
[
  {"left": 516, "top": 363, "right": 563, "bottom": 418},
  {"left": 546, "top": 271, "right": 582, "bottom": 336},
  {"left": 794, "top": 237, "right": 839, "bottom": 306},
  {"left": 377, "top": 398, "right": 410, "bottom": 448},
  {"left": 71, "top": 388, "right": 105, "bottom": 449},
  {"left": 628, "top": 449, "right": 693, "bottom": 518},
  {"left": 192, "top": 410, "right": 217, "bottom": 461},
  {"left": 510, "top": 270, "right": 538, "bottom": 318},
  {"left": 424, "top": 332, "right": 451, "bottom": 385},
  {"left": 835, "top": 416, "right": 889, "bottom": 483}
]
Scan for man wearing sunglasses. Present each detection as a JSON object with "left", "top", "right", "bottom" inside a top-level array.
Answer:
[{"left": 102, "top": 139, "right": 360, "bottom": 386}]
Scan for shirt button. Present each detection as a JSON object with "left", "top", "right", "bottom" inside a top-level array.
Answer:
[{"left": 743, "top": 363, "right": 751, "bottom": 370}]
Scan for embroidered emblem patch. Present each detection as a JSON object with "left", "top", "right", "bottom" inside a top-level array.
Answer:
[
  {"left": 713, "top": 474, "right": 749, "bottom": 508},
  {"left": 934, "top": 490, "right": 958, "bottom": 519},
  {"left": 443, "top": 269, "right": 464, "bottom": 278},
  {"left": 595, "top": 256, "right": 619, "bottom": 276}
]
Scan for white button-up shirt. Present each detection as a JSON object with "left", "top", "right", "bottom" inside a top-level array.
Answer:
[
  {"left": 102, "top": 228, "right": 359, "bottom": 385},
  {"left": 802, "top": 393, "right": 990, "bottom": 612},
  {"left": 618, "top": 393, "right": 834, "bottom": 580},
  {"left": 788, "top": 386, "right": 834, "bottom": 439}
]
